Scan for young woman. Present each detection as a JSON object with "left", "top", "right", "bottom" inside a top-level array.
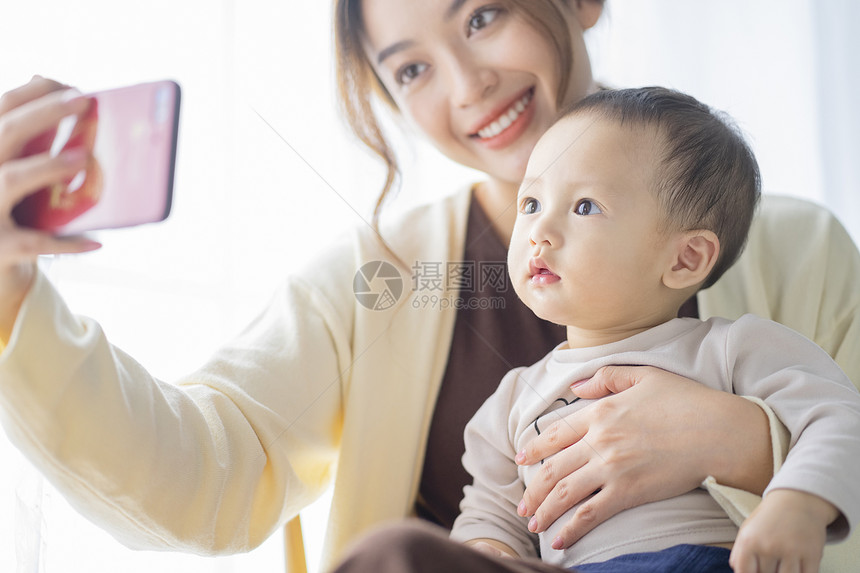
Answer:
[{"left": 0, "top": 1, "right": 857, "bottom": 572}]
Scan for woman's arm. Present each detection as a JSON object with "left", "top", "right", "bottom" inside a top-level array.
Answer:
[
  {"left": 514, "top": 366, "right": 773, "bottom": 548},
  {"left": 0, "top": 267, "right": 347, "bottom": 552},
  {"left": 0, "top": 79, "right": 350, "bottom": 553}
]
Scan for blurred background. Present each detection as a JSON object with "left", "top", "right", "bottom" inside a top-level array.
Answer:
[{"left": 0, "top": 0, "right": 857, "bottom": 571}]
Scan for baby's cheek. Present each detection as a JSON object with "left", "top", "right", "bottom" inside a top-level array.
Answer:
[{"left": 507, "top": 244, "right": 528, "bottom": 282}]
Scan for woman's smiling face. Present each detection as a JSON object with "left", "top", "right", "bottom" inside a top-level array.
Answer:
[{"left": 361, "top": 0, "right": 601, "bottom": 187}]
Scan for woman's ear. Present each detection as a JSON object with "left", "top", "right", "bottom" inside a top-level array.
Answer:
[
  {"left": 574, "top": 0, "right": 604, "bottom": 31},
  {"left": 663, "top": 230, "right": 720, "bottom": 290}
]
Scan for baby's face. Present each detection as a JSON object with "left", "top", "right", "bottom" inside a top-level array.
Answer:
[{"left": 508, "top": 113, "right": 679, "bottom": 335}]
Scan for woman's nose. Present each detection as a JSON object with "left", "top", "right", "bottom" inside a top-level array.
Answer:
[{"left": 447, "top": 51, "right": 498, "bottom": 108}]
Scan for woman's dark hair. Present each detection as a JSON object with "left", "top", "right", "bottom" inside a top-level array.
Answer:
[
  {"left": 333, "top": 0, "right": 604, "bottom": 228},
  {"left": 560, "top": 87, "right": 761, "bottom": 288}
]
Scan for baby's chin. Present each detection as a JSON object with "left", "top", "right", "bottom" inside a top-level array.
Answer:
[
  {"left": 519, "top": 296, "right": 568, "bottom": 327},
  {"left": 534, "top": 310, "right": 568, "bottom": 327}
]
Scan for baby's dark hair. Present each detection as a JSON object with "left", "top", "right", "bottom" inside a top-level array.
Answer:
[{"left": 560, "top": 87, "right": 761, "bottom": 288}]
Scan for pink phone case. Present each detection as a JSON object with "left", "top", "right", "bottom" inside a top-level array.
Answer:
[{"left": 12, "top": 80, "right": 181, "bottom": 235}]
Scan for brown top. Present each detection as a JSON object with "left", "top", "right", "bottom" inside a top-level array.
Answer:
[{"left": 414, "top": 190, "right": 699, "bottom": 529}]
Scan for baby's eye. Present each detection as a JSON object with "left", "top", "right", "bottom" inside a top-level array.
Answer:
[
  {"left": 521, "top": 197, "right": 541, "bottom": 215},
  {"left": 574, "top": 199, "right": 602, "bottom": 216},
  {"left": 396, "top": 62, "right": 428, "bottom": 85},
  {"left": 468, "top": 7, "right": 502, "bottom": 36}
]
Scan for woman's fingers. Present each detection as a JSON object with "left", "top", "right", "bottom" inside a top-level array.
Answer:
[
  {"left": 0, "top": 78, "right": 98, "bottom": 336},
  {"left": 0, "top": 76, "right": 67, "bottom": 115},
  {"left": 524, "top": 458, "right": 602, "bottom": 535},
  {"left": 519, "top": 440, "right": 589, "bottom": 518},
  {"left": 545, "top": 485, "right": 634, "bottom": 549},
  {"left": 516, "top": 412, "right": 589, "bottom": 467},
  {"left": 570, "top": 364, "right": 667, "bottom": 399},
  {"left": 519, "top": 400, "right": 660, "bottom": 545},
  {"left": 0, "top": 228, "right": 100, "bottom": 264},
  {"left": 516, "top": 374, "right": 721, "bottom": 544},
  {"left": 0, "top": 86, "right": 90, "bottom": 163},
  {"left": 0, "top": 148, "right": 89, "bottom": 212},
  {"left": 518, "top": 365, "right": 669, "bottom": 466},
  {"left": 568, "top": 365, "right": 642, "bottom": 399}
]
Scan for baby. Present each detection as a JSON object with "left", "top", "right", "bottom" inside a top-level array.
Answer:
[{"left": 450, "top": 87, "right": 860, "bottom": 572}]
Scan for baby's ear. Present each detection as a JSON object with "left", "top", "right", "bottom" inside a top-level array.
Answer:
[{"left": 663, "top": 230, "right": 720, "bottom": 290}]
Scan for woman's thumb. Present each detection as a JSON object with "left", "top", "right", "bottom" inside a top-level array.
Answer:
[{"left": 570, "top": 365, "right": 642, "bottom": 398}]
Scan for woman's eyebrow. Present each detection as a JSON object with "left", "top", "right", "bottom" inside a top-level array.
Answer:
[
  {"left": 378, "top": 40, "right": 415, "bottom": 65},
  {"left": 377, "top": 0, "right": 467, "bottom": 65},
  {"left": 444, "top": 0, "right": 468, "bottom": 21}
]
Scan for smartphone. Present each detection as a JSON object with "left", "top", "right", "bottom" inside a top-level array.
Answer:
[{"left": 12, "top": 80, "right": 181, "bottom": 236}]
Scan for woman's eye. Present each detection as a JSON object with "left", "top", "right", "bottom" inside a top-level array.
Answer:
[
  {"left": 396, "top": 63, "right": 428, "bottom": 85},
  {"left": 575, "top": 199, "right": 602, "bottom": 216},
  {"left": 468, "top": 7, "right": 502, "bottom": 36},
  {"left": 522, "top": 198, "right": 541, "bottom": 215}
]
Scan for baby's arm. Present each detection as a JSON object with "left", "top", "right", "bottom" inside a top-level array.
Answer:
[
  {"left": 727, "top": 316, "right": 860, "bottom": 556},
  {"left": 730, "top": 489, "right": 839, "bottom": 573},
  {"left": 451, "top": 367, "right": 540, "bottom": 559}
]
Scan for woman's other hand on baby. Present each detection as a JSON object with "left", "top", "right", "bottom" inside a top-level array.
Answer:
[{"left": 514, "top": 365, "right": 773, "bottom": 549}]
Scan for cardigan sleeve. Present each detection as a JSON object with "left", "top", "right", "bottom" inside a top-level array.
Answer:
[{"left": 0, "top": 239, "right": 356, "bottom": 554}]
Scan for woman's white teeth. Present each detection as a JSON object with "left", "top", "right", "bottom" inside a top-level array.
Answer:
[{"left": 477, "top": 91, "right": 532, "bottom": 139}]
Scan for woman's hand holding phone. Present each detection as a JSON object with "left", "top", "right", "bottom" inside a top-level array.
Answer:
[
  {"left": 10, "top": 79, "right": 180, "bottom": 236},
  {"left": 0, "top": 77, "right": 102, "bottom": 340},
  {"left": 0, "top": 76, "right": 181, "bottom": 341}
]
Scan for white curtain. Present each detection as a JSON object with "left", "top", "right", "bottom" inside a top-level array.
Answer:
[
  {"left": 0, "top": 1, "right": 857, "bottom": 572},
  {"left": 589, "top": 0, "right": 859, "bottom": 244},
  {"left": 812, "top": 0, "right": 860, "bottom": 244}
]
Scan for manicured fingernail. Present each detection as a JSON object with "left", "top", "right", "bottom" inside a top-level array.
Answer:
[
  {"left": 81, "top": 239, "right": 102, "bottom": 251},
  {"left": 517, "top": 500, "right": 527, "bottom": 516},
  {"left": 528, "top": 517, "right": 538, "bottom": 532},
  {"left": 69, "top": 96, "right": 94, "bottom": 113},
  {"left": 552, "top": 536, "right": 564, "bottom": 550},
  {"left": 570, "top": 379, "right": 589, "bottom": 389},
  {"left": 515, "top": 450, "right": 526, "bottom": 464}
]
